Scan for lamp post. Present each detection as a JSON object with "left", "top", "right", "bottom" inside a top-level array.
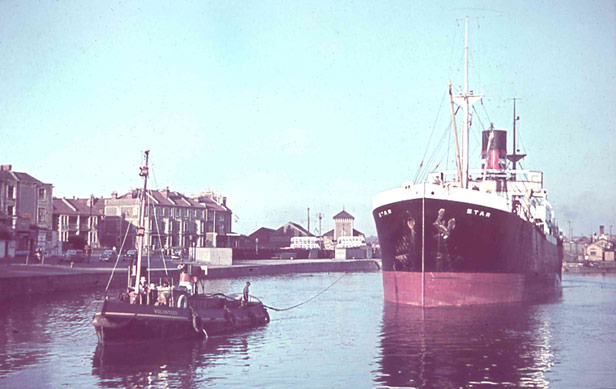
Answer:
[{"left": 88, "top": 194, "right": 93, "bottom": 263}]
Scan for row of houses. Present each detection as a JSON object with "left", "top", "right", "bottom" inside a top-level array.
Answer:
[
  {"left": 0, "top": 164, "right": 233, "bottom": 258},
  {"left": 0, "top": 164, "right": 368, "bottom": 260},
  {"left": 564, "top": 225, "right": 615, "bottom": 262}
]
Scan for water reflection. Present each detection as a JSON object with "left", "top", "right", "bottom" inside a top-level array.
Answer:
[
  {"left": 376, "top": 302, "right": 557, "bottom": 388},
  {"left": 92, "top": 340, "right": 205, "bottom": 388},
  {"left": 92, "top": 329, "right": 266, "bottom": 388},
  {"left": 0, "top": 291, "right": 93, "bottom": 378}
]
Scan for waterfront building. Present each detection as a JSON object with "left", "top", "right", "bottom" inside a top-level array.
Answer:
[
  {"left": 322, "top": 210, "right": 365, "bottom": 250},
  {"left": 52, "top": 196, "right": 104, "bottom": 251},
  {"left": 249, "top": 222, "right": 313, "bottom": 252},
  {"left": 0, "top": 164, "right": 54, "bottom": 257},
  {"left": 583, "top": 225, "right": 615, "bottom": 261},
  {"left": 102, "top": 187, "right": 232, "bottom": 253}
]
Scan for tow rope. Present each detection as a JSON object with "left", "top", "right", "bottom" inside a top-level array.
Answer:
[{"left": 262, "top": 272, "right": 348, "bottom": 312}]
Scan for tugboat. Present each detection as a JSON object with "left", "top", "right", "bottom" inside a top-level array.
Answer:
[
  {"left": 372, "top": 18, "right": 562, "bottom": 306},
  {"left": 92, "top": 151, "right": 269, "bottom": 344}
]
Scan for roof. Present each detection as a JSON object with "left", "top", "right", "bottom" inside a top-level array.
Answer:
[
  {"left": 284, "top": 222, "right": 312, "bottom": 236},
  {"left": 333, "top": 210, "right": 354, "bottom": 220},
  {"left": 249, "top": 227, "right": 275, "bottom": 239},
  {"left": 323, "top": 228, "right": 364, "bottom": 237},
  {"left": 249, "top": 223, "right": 313, "bottom": 239},
  {"left": 53, "top": 197, "right": 105, "bottom": 216},
  {"left": 0, "top": 170, "right": 47, "bottom": 185},
  {"left": 115, "top": 189, "right": 229, "bottom": 212}
]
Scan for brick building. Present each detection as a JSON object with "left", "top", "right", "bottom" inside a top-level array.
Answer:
[
  {"left": 0, "top": 164, "right": 54, "bottom": 257},
  {"left": 52, "top": 196, "right": 105, "bottom": 251},
  {"left": 102, "top": 188, "right": 232, "bottom": 253}
]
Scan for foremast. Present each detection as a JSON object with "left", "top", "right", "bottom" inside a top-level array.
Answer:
[
  {"left": 451, "top": 16, "right": 483, "bottom": 189},
  {"left": 134, "top": 150, "right": 150, "bottom": 295}
]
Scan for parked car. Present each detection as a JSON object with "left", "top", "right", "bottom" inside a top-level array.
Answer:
[
  {"left": 100, "top": 249, "right": 117, "bottom": 262},
  {"left": 60, "top": 249, "right": 86, "bottom": 264},
  {"left": 121, "top": 249, "right": 137, "bottom": 261},
  {"left": 170, "top": 248, "right": 184, "bottom": 261}
]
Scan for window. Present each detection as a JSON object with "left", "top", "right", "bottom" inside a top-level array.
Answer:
[
  {"left": 38, "top": 207, "right": 46, "bottom": 223},
  {"left": 7, "top": 185, "right": 14, "bottom": 199},
  {"left": 590, "top": 249, "right": 597, "bottom": 256},
  {"left": 7, "top": 205, "right": 14, "bottom": 216},
  {"left": 38, "top": 188, "right": 46, "bottom": 199}
]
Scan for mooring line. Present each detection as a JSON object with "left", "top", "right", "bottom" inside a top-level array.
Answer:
[{"left": 262, "top": 272, "right": 349, "bottom": 312}]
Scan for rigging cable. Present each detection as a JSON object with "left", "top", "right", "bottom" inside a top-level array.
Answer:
[
  {"left": 104, "top": 219, "right": 131, "bottom": 291},
  {"left": 149, "top": 191, "right": 169, "bottom": 276},
  {"left": 149, "top": 165, "right": 171, "bottom": 274},
  {"left": 145, "top": 192, "right": 152, "bottom": 284},
  {"left": 417, "top": 122, "right": 452, "bottom": 184},
  {"left": 413, "top": 90, "right": 448, "bottom": 184}
]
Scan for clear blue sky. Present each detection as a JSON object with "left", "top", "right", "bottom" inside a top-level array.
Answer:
[{"left": 1, "top": 1, "right": 614, "bottom": 237}]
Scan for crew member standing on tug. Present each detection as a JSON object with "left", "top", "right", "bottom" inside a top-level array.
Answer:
[
  {"left": 179, "top": 265, "right": 193, "bottom": 294},
  {"left": 242, "top": 282, "right": 251, "bottom": 306}
]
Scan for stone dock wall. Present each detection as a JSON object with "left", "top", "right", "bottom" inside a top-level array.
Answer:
[{"left": 0, "top": 259, "right": 380, "bottom": 301}]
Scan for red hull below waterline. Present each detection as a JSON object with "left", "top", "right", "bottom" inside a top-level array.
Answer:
[{"left": 382, "top": 271, "right": 560, "bottom": 307}]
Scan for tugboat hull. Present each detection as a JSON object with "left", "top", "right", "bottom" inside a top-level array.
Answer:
[{"left": 93, "top": 298, "right": 270, "bottom": 345}]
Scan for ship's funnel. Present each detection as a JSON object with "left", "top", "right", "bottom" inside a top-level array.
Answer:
[{"left": 481, "top": 130, "right": 507, "bottom": 170}]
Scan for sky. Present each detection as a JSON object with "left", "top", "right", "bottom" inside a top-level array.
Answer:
[{"left": 1, "top": 0, "right": 614, "bottom": 238}]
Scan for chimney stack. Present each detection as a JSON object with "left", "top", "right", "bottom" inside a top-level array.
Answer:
[
  {"left": 111, "top": 191, "right": 117, "bottom": 200},
  {"left": 1, "top": 165, "right": 12, "bottom": 171},
  {"left": 600, "top": 225, "right": 605, "bottom": 236}
]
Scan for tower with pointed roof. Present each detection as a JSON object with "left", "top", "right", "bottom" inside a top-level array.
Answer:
[{"left": 333, "top": 209, "right": 354, "bottom": 242}]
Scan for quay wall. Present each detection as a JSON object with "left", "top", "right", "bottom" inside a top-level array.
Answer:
[
  {"left": 0, "top": 259, "right": 380, "bottom": 301},
  {"left": 0, "top": 269, "right": 179, "bottom": 302},
  {"left": 205, "top": 259, "right": 380, "bottom": 279},
  {"left": 563, "top": 262, "right": 616, "bottom": 274}
]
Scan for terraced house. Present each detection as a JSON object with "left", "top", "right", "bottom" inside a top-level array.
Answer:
[
  {"left": 102, "top": 187, "right": 232, "bottom": 254},
  {"left": 0, "top": 164, "right": 54, "bottom": 257},
  {"left": 52, "top": 196, "right": 104, "bottom": 251}
]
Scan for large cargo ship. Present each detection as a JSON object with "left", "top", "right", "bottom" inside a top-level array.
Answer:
[{"left": 372, "top": 19, "right": 562, "bottom": 306}]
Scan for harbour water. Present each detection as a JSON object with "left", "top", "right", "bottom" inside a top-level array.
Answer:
[{"left": 0, "top": 272, "right": 614, "bottom": 388}]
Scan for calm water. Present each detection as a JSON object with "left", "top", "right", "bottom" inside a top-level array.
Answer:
[{"left": 0, "top": 272, "right": 614, "bottom": 388}]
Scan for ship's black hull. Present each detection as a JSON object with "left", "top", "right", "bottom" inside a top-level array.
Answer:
[
  {"left": 373, "top": 196, "right": 562, "bottom": 306},
  {"left": 93, "top": 297, "right": 269, "bottom": 344}
]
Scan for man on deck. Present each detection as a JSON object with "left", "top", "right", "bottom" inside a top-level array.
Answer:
[{"left": 242, "top": 282, "right": 251, "bottom": 306}]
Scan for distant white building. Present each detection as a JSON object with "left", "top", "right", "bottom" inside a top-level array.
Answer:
[
  {"left": 336, "top": 236, "right": 366, "bottom": 248},
  {"left": 290, "top": 236, "right": 320, "bottom": 249}
]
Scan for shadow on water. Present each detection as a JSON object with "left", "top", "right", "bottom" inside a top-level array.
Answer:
[
  {"left": 91, "top": 328, "right": 265, "bottom": 388},
  {"left": 375, "top": 299, "right": 561, "bottom": 389}
]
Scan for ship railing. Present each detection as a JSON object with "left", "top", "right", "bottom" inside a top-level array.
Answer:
[{"left": 426, "top": 169, "right": 543, "bottom": 184}]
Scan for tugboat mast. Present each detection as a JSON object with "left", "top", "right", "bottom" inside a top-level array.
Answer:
[{"left": 134, "top": 150, "right": 150, "bottom": 295}]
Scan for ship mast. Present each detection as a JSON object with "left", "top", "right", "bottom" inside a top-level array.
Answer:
[
  {"left": 134, "top": 150, "right": 150, "bottom": 295},
  {"left": 507, "top": 98, "right": 525, "bottom": 179},
  {"left": 452, "top": 16, "right": 483, "bottom": 188}
]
